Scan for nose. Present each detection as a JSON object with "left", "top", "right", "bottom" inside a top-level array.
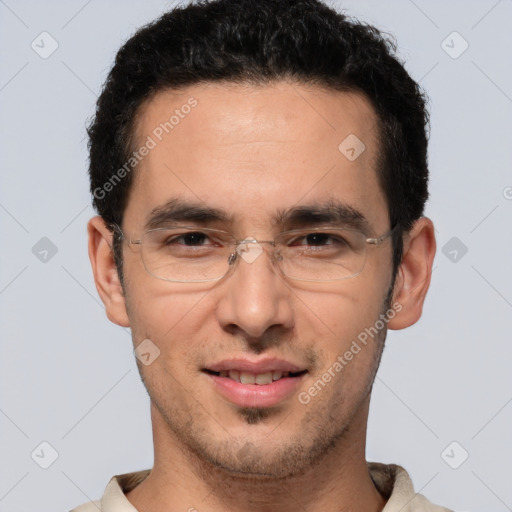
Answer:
[{"left": 214, "top": 241, "right": 294, "bottom": 340}]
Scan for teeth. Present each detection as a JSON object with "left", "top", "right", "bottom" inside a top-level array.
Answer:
[
  {"left": 255, "top": 372, "right": 273, "bottom": 385},
  {"left": 216, "top": 369, "right": 296, "bottom": 385},
  {"left": 228, "top": 370, "right": 240, "bottom": 382},
  {"left": 272, "top": 371, "right": 283, "bottom": 381},
  {"left": 240, "top": 371, "right": 256, "bottom": 384}
]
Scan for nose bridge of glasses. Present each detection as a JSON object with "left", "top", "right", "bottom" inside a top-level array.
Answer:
[{"left": 230, "top": 238, "right": 280, "bottom": 267}]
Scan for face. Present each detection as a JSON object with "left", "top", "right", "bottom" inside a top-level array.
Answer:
[{"left": 109, "top": 82, "right": 398, "bottom": 477}]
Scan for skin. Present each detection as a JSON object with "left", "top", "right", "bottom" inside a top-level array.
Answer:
[{"left": 88, "top": 81, "right": 436, "bottom": 512}]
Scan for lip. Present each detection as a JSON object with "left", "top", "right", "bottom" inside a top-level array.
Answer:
[
  {"left": 203, "top": 358, "right": 308, "bottom": 408},
  {"left": 204, "top": 358, "right": 305, "bottom": 374},
  {"left": 204, "top": 371, "right": 307, "bottom": 408}
]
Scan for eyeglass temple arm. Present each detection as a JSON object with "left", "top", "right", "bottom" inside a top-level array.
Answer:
[{"left": 366, "top": 225, "right": 398, "bottom": 245}]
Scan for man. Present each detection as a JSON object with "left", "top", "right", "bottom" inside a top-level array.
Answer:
[{"left": 74, "top": 0, "right": 448, "bottom": 510}]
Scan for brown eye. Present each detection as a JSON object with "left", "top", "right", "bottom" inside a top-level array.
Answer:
[
  {"left": 290, "top": 233, "right": 349, "bottom": 248},
  {"left": 166, "top": 232, "right": 210, "bottom": 246}
]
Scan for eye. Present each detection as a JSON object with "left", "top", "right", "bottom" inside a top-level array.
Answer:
[
  {"left": 304, "top": 233, "right": 337, "bottom": 246},
  {"left": 290, "top": 232, "right": 350, "bottom": 248},
  {"left": 165, "top": 231, "right": 213, "bottom": 246}
]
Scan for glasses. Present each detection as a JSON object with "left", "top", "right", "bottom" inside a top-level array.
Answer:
[{"left": 112, "top": 224, "right": 396, "bottom": 283}]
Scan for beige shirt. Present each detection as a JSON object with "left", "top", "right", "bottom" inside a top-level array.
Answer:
[{"left": 70, "top": 463, "right": 452, "bottom": 511}]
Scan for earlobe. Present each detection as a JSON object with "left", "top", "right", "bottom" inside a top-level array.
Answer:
[
  {"left": 387, "top": 217, "right": 436, "bottom": 330},
  {"left": 87, "top": 216, "right": 130, "bottom": 327}
]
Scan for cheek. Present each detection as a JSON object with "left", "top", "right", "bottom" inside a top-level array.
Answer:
[
  {"left": 292, "top": 278, "right": 389, "bottom": 389},
  {"left": 128, "top": 289, "right": 208, "bottom": 342},
  {"left": 126, "top": 287, "right": 207, "bottom": 395},
  {"left": 123, "top": 248, "right": 208, "bottom": 330},
  {"left": 302, "top": 295, "right": 387, "bottom": 400},
  {"left": 293, "top": 276, "right": 388, "bottom": 340}
]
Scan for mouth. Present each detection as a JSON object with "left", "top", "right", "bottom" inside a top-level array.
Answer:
[
  {"left": 202, "top": 359, "right": 308, "bottom": 408},
  {"left": 203, "top": 368, "right": 307, "bottom": 385}
]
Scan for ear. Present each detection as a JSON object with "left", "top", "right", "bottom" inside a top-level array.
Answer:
[
  {"left": 387, "top": 217, "right": 436, "bottom": 330},
  {"left": 87, "top": 216, "right": 130, "bottom": 327}
]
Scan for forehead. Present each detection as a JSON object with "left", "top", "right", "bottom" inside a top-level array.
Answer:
[{"left": 126, "top": 81, "right": 388, "bottom": 234}]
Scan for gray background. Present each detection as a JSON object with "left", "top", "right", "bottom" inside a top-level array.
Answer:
[{"left": 1, "top": 0, "right": 511, "bottom": 510}]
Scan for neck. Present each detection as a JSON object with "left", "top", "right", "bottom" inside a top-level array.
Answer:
[{"left": 127, "top": 397, "right": 386, "bottom": 512}]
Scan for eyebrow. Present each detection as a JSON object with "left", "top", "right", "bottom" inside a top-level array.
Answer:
[
  {"left": 144, "top": 197, "right": 371, "bottom": 233},
  {"left": 275, "top": 200, "right": 371, "bottom": 233},
  {"left": 144, "top": 198, "right": 233, "bottom": 231}
]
